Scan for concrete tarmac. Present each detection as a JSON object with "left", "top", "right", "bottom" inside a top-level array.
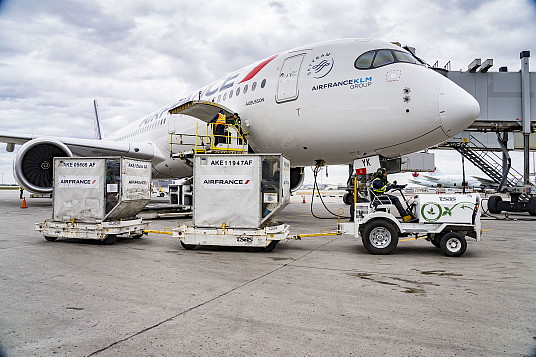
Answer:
[{"left": 0, "top": 190, "right": 535, "bottom": 357}]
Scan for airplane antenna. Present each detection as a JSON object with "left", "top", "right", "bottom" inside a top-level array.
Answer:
[{"left": 93, "top": 99, "right": 102, "bottom": 140}]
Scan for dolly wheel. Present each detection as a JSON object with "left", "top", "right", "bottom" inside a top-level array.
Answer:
[
  {"left": 527, "top": 197, "right": 536, "bottom": 216},
  {"left": 361, "top": 220, "right": 398, "bottom": 255},
  {"left": 131, "top": 234, "right": 143, "bottom": 239},
  {"left": 430, "top": 235, "right": 441, "bottom": 248},
  {"left": 487, "top": 195, "right": 502, "bottom": 214},
  {"left": 180, "top": 241, "right": 196, "bottom": 250},
  {"left": 263, "top": 240, "right": 278, "bottom": 252},
  {"left": 102, "top": 234, "right": 117, "bottom": 245},
  {"left": 440, "top": 232, "right": 467, "bottom": 257},
  {"left": 44, "top": 236, "right": 57, "bottom": 242}
]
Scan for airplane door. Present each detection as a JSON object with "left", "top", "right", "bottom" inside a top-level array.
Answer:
[{"left": 276, "top": 53, "right": 305, "bottom": 103}]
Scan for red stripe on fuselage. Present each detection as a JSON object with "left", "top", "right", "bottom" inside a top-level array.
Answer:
[{"left": 238, "top": 55, "right": 278, "bottom": 83}]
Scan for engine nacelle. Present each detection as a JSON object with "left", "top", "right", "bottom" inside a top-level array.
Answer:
[
  {"left": 14, "top": 138, "right": 73, "bottom": 194},
  {"left": 290, "top": 167, "right": 305, "bottom": 192}
]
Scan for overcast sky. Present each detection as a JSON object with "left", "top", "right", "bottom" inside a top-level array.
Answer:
[{"left": 0, "top": 0, "right": 535, "bottom": 185}]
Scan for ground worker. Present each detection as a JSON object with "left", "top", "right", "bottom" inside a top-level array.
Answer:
[
  {"left": 229, "top": 113, "right": 246, "bottom": 144},
  {"left": 371, "top": 167, "right": 417, "bottom": 222},
  {"left": 209, "top": 110, "right": 227, "bottom": 145}
]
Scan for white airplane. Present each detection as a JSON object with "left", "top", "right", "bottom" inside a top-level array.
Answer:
[
  {"left": 0, "top": 38, "right": 479, "bottom": 194},
  {"left": 409, "top": 171, "right": 497, "bottom": 190}
]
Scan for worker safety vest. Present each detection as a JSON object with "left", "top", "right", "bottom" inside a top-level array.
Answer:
[
  {"left": 371, "top": 177, "right": 390, "bottom": 194},
  {"left": 215, "top": 113, "right": 226, "bottom": 125}
]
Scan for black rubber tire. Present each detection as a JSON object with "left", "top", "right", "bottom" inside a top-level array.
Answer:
[
  {"left": 131, "top": 234, "right": 143, "bottom": 239},
  {"left": 527, "top": 197, "right": 536, "bottom": 216},
  {"left": 44, "top": 236, "right": 57, "bottom": 242},
  {"left": 487, "top": 195, "right": 502, "bottom": 214},
  {"left": 361, "top": 220, "right": 398, "bottom": 255},
  {"left": 440, "top": 232, "right": 467, "bottom": 257},
  {"left": 102, "top": 234, "right": 117, "bottom": 245},
  {"left": 180, "top": 241, "right": 196, "bottom": 250},
  {"left": 343, "top": 192, "right": 353, "bottom": 205},
  {"left": 430, "top": 234, "right": 441, "bottom": 248},
  {"left": 263, "top": 240, "right": 278, "bottom": 252}
]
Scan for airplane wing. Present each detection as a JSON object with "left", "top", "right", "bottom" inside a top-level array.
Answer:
[
  {"left": 0, "top": 133, "right": 159, "bottom": 160},
  {"left": 470, "top": 175, "right": 498, "bottom": 187},
  {"left": 421, "top": 175, "right": 440, "bottom": 181}
]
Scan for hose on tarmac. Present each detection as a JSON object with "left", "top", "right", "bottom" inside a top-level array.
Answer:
[{"left": 309, "top": 165, "right": 351, "bottom": 220}]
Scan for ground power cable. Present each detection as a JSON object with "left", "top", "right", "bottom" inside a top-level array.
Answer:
[{"left": 309, "top": 165, "right": 351, "bottom": 220}]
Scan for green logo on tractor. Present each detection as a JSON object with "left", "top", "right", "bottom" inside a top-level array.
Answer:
[{"left": 420, "top": 201, "right": 476, "bottom": 222}]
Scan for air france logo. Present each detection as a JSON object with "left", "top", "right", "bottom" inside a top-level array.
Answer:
[
  {"left": 60, "top": 179, "right": 97, "bottom": 185},
  {"left": 201, "top": 176, "right": 254, "bottom": 190},
  {"left": 57, "top": 176, "right": 100, "bottom": 188},
  {"left": 307, "top": 53, "right": 334, "bottom": 79},
  {"left": 312, "top": 76, "right": 372, "bottom": 91},
  {"left": 203, "top": 179, "right": 251, "bottom": 185}
]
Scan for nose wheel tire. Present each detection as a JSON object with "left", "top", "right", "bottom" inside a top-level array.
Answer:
[
  {"left": 361, "top": 221, "right": 398, "bottom": 255},
  {"left": 440, "top": 232, "right": 467, "bottom": 257}
]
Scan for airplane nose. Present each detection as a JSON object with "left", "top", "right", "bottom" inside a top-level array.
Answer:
[{"left": 439, "top": 80, "right": 480, "bottom": 136}]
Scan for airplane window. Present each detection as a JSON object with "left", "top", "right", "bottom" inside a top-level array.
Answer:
[
  {"left": 394, "top": 51, "right": 417, "bottom": 64},
  {"left": 217, "top": 95, "right": 221, "bottom": 102},
  {"left": 252, "top": 82, "right": 257, "bottom": 91},
  {"left": 261, "top": 79, "right": 266, "bottom": 88},
  {"left": 355, "top": 50, "right": 375, "bottom": 69},
  {"left": 229, "top": 90, "right": 233, "bottom": 98},
  {"left": 373, "top": 50, "right": 394, "bottom": 67},
  {"left": 236, "top": 87, "right": 241, "bottom": 96},
  {"left": 223, "top": 92, "right": 227, "bottom": 101},
  {"left": 243, "top": 85, "right": 248, "bottom": 94}
]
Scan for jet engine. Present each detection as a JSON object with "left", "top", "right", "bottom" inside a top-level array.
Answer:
[
  {"left": 290, "top": 167, "right": 305, "bottom": 192},
  {"left": 14, "top": 138, "right": 73, "bottom": 194}
]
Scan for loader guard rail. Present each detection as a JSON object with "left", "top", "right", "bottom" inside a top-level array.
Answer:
[{"left": 170, "top": 123, "right": 249, "bottom": 157}]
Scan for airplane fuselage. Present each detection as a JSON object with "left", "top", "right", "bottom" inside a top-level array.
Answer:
[{"left": 107, "top": 39, "right": 480, "bottom": 179}]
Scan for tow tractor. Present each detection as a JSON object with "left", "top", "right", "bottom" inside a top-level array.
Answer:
[{"left": 339, "top": 158, "right": 482, "bottom": 257}]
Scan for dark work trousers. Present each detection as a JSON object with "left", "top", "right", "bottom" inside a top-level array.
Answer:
[
  {"left": 376, "top": 194, "right": 406, "bottom": 217},
  {"left": 214, "top": 124, "right": 225, "bottom": 145}
]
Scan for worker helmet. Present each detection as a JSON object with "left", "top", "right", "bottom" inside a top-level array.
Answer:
[{"left": 376, "top": 167, "right": 387, "bottom": 177}]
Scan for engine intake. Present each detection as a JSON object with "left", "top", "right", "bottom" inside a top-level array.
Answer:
[{"left": 14, "top": 138, "right": 73, "bottom": 194}]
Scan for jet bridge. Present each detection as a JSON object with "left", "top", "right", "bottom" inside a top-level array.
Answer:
[{"left": 432, "top": 51, "right": 536, "bottom": 214}]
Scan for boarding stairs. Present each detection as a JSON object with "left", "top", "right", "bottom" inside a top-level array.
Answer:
[{"left": 447, "top": 133, "right": 528, "bottom": 199}]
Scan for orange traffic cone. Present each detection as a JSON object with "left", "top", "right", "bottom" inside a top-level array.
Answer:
[
  {"left": 302, "top": 195, "right": 306, "bottom": 204},
  {"left": 21, "top": 197, "right": 28, "bottom": 209}
]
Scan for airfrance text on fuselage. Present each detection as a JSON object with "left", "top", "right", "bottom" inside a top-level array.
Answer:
[{"left": 312, "top": 77, "right": 372, "bottom": 91}]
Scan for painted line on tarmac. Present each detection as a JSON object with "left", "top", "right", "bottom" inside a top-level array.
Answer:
[{"left": 87, "top": 236, "right": 339, "bottom": 356}]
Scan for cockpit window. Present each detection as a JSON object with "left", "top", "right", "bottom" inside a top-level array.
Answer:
[
  {"left": 355, "top": 50, "right": 375, "bottom": 69},
  {"left": 393, "top": 50, "right": 417, "bottom": 64},
  {"left": 373, "top": 50, "right": 394, "bottom": 67},
  {"left": 355, "top": 48, "right": 419, "bottom": 70}
]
